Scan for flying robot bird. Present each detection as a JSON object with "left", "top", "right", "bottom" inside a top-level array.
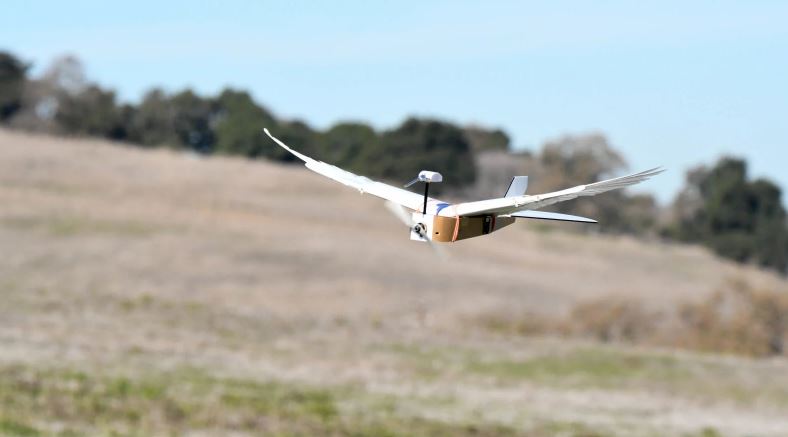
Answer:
[{"left": 264, "top": 129, "right": 663, "bottom": 246}]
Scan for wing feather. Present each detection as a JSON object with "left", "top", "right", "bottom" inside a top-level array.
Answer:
[
  {"left": 264, "top": 128, "right": 430, "bottom": 211},
  {"left": 448, "top": 167, "right": 664, "bottom": 217},
  {"left": 521, "top": 167, "right": 665, "bottom": 211}
]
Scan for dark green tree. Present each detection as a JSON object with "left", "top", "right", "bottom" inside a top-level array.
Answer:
[
  {"left": 463, "top": 126, "right": 510, "bottom": 152},
  {"left": 169, "top": 89, "right": 216, "bottom": 153},
  {"left": 749, "top": 179, "right": 787, "bottom": 270},
  {"left": 275, "top": 120, "right": 317, "bottom": 163},
  {"left": 55, "top": 84, "right": 126, "bottom": 139},
  {"left": 0, "top": 51, "right": 28, "bottom": 121},
  {"left": 126, "top": 89, "right": 177, "bottom": 147},
  {"left": 359, "top": 118, "right": 476, "bottom": 188},
  {"left": 318, "top": 122, "right": 378, "bottom": 170},
  {"left": 673, "top": 157, "right": 788, "bottom": 272},
  {"left": 213, "top": 89, "right": 277, "bottom": 158}
]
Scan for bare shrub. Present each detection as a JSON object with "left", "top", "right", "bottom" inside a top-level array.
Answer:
[
  {"left": 474, "top": 278, "right": 788, "bottom": 358},
  {"left": 567, "top": 297, "right": 659, "bottom": 343},
  {"left": 474, "top": 310, "right": 558, "bottom": 336},
  {"left": 676, "top": 279, "right": 788, "bottom": 356}
]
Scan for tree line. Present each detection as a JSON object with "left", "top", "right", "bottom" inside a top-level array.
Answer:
[
  {"left": 1, "top": 50, "right": 786, "bottom": 273},
  {"left": 0, "top": 53, "right": 485, "bottom": 190}
]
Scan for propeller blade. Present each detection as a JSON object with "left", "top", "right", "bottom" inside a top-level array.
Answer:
[
  {"left": 384, "top": 201, "right": 413, "bottom": 227},
  {"left": 403, "top": 177, "right": 420, "bottom": 188},
  {"left": 423, "top": 232, "right": 447, "bottom": 260}
]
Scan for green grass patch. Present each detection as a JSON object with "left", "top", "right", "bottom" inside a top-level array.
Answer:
[
  {"left": 383, "top": 342, "right": 788, "bottom": 408},
  {"left": 0, "top": 363, "right": 537, "bottom": 436},
  {"left": 0, "top": 418, "right": 40, "bottom": 436},
  {"left": 465, "top": 348, "right": 689, "bottom": 388},
  {"left": 388, "top": 342, "right": 690, "bottom": 388}
]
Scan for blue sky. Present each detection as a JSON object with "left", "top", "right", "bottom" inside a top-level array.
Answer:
[{"left": 3, "top": 1, "right": 788, "bottom": 203}]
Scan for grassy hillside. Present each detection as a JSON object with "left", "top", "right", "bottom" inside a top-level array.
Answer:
[{"left": 1, "top": 128, "right": 787, "bottom": 436}]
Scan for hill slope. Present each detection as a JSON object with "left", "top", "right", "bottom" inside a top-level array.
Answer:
[{"left": 1, "top": 129, "right": 788, "bottom": 436}]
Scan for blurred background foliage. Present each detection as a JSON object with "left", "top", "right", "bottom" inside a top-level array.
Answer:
[{"left": 1, "top": 50, "right": 786, "bottom": 274}]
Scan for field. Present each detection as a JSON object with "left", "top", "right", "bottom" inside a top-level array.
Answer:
[{"left": 2, "top": 128, "right": 788, "bottom": 436}]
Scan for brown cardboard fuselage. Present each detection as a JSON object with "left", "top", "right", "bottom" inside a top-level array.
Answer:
[{"left": 431, "top": 215, "right": 515, "bottom": 242}]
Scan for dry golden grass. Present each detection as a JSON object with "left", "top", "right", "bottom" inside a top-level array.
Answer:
[
  {"left": 2, "top": 128, "right": 788, "bottom": 436},
  {"left": 481, "top": 279, "right": 788, "bottom": 359}
]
